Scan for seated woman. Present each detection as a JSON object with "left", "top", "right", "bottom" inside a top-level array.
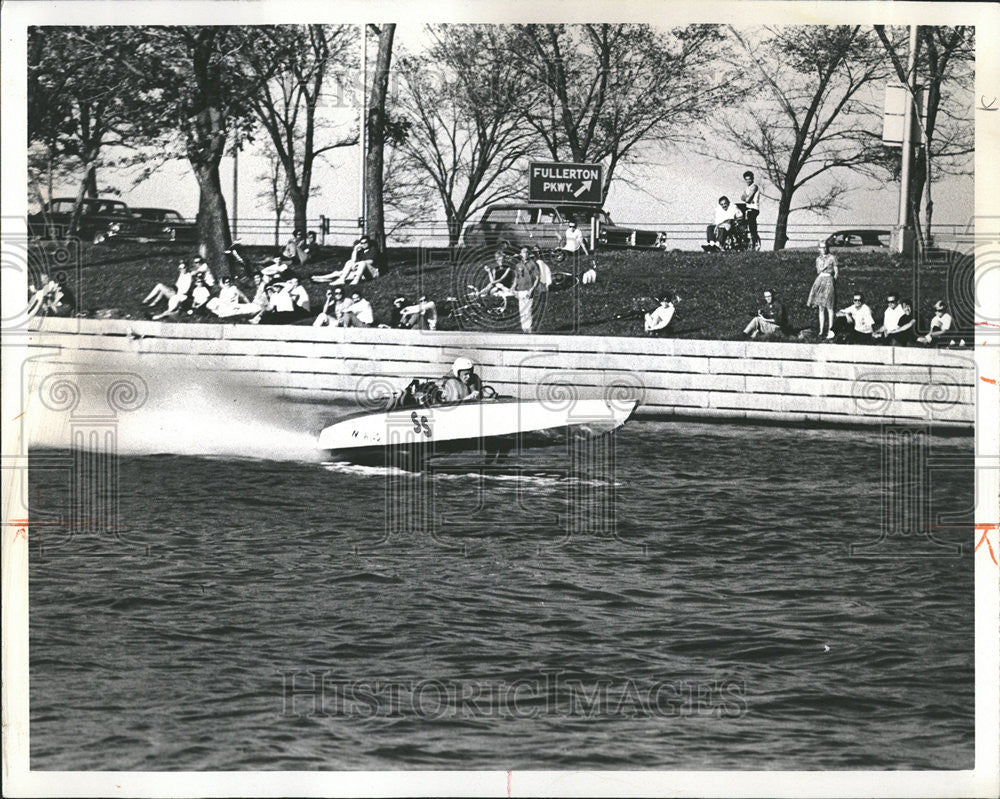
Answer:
[
  {"left": 146, "top": 262, "right": 195, "bottom": 320},
  {"left": 311, "top": 236, "right": 379, "bottom": 285},
  {"left": 644, "top": 292, "right": 679, "bottom": 335},
  {"left": 207, "top": 276, "right": 257, "bottom": 318}
]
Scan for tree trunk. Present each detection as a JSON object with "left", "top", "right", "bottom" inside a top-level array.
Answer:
[
  {"left": 193, "top": 162, "right": 232, "bottom": 276},
  {"left": 68, "top": 157, "right": 97, "bottom": 238},
  {"left": 289, "top": 186, "right": 309, "bottom": 237},
  {"left": 772, "top": 189, "right": 793, "bottom": 251},
  {"left": 365, "top": 23, "right": 396, "bottom": 259},
  {"left": 84, "top": 169, "right": 98, "bottom": 199}
]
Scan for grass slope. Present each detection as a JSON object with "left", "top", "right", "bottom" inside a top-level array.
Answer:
[{"left": 28, "top": 240, "right": 967, "bottom": 341}]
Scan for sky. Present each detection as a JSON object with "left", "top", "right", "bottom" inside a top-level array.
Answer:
[{"left": 30, "top": 23, "right": 976, "bottom": 250}]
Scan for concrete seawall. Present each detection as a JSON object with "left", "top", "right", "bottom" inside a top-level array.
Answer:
[{"left": 26, "top": 317, "right": 975, "bottom": 429}]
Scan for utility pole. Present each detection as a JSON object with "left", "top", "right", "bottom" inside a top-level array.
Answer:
[
  {"left": 892, "top": 25, "right": 919, "bottom": 256},
  {"left": 232, "top": 146, "right": 239, "bottom": 241}
]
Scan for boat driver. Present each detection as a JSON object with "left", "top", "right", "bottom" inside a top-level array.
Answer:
[{"left": 438, "top": 356, "right": 483, "bottom": 402}]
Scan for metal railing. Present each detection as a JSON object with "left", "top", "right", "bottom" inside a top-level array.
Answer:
[{"left": 231, "top": 216, "right": 975, "bottom": 252}]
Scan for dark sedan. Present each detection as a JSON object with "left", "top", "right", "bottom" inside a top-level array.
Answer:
[
  {"left": 115, "top": 207, "right": 198, "bottom": 243},
  {"left": 28, "top": 197, "right": 133, "bottom": 244}
]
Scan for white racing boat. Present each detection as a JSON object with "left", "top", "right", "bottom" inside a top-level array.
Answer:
[{"left": 317, "top": 394, "right": 639, "bottom": 469}]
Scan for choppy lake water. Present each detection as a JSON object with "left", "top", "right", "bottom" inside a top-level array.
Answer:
[{"left": 28, "top": 401, "right": 974, "bottom": 771}]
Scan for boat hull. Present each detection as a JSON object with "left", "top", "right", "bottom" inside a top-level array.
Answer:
[{"left": 318, "top": 397, "right": 638, "bottom": 467}]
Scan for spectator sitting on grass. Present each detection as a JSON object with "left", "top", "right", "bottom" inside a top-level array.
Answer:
[
  {"left": 190, "top": 255, "right": 216, "bottom": 287},
  {"left": 280, "top": 229, "right": 305, "bottom": 263},
  {"left": 399, "top": 295, "right": 438, "bottom": 330},
  {"left": 207, "top": 275, "right": 257, "bottom": 318},
  {"left": 833, "top": 292, "right": 875, "bottom": 343},
  {"left": 185, "top": 272, "right": 212, "bottom": 316},
  {"left": 340, "top": 290, "right": 373, "bottom": 327},
  {"left": 873, "top": 297, "right": 916, "bottom": 346},
  {"left": 311, "top": 236, "right": 378, "bottom": 285},
  {"left": 871, "top": 293, "right": 905, "bottom": 342},
  {"left": 29, "top": 272, "right": 76, "bottom": 317},
  {"left": 705, "top": 196, "right": 742, "bottom": 250},
  {"left": 743, "top": 289, "right": 787, "bottom": 338},
  {"left": 250, "top": 277, "right": 311, "bottom": 325},
  {"left": 917, "top": 300, "right": 953, "bottom": 345},
  {"left": 313, "top": 286, "right": 353, "bottom": 327},
  {"left": 146, "top": 261, "right": 194, "bottom": 320},
  {"left": 297, "top": 231, "right": 319, "bottom": 265},
  {"left": 261, "top": 256, "right": 291, "bottom": 281},
  {"left": 644, "top": 292, "right": 680, "bottom": 335}
]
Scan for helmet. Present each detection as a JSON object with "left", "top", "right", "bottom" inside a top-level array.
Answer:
[{"left": 452, "top": 356, "right": 474, "bottom": 376}]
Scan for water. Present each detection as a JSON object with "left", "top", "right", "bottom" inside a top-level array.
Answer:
[{"left": 27, "top": 395, "right": 974, "bottom": 771}]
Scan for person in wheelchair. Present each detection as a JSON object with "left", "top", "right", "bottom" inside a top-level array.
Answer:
[{"left": 705, "top": 196, "right": 743, "bottom": 251}]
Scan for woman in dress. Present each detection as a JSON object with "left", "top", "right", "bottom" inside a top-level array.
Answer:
[{"left": 807, "top": 239, "right": 838, "bottom": 339}]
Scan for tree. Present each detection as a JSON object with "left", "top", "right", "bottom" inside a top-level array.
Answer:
[
  {"left": 364, "top": 24, "right": 396, "bottom": 255},
  {"left": 132, "top": 27, "right": 281, "bottom": 273},
  {"left": 256, "top": 144, "right": 293, "bottom": 247},
  {"left": 395, "top": 25, "right": 538, "bottom": 246},
  {"left": 716, "top": 26, "right": 891, "bottom": 250},
  {"left": 239, "top": 25, "right": 358, "bottom": 235},
  {"left": 27, "top": 27, "right": 151, "bottom": 232},
  {"left": 874, "top": 25, "right": 974, "bottom": 247},
  {"left": 508, "top": 24, "right": 730, "bottom": 198}
]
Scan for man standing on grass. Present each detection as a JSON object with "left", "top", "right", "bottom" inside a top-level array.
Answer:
[
  {"left": 561, "top": 220, "right": 589, "bottom": 273},
  {"left": 513, "top": 246, "right": 541, "bottom": 333},
  {"left": 743, "top": 289, "right": 787, "bottom": 338}
]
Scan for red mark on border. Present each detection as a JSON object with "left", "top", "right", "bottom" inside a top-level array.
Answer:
[
  {"left": 507, "top": 769, "right": 512, "bottom": 798},
  {"left": 11, "top": 411, "right": 24, "bottom": 421},
  {"left": 982, "top": 377, "right": 997, "bottom": 385},
  {"left": 975, "top": 524, "right": 998, "bottom": 565},
  {"left": 975, "top": 321, "right": 1000, "bottom": 328}
]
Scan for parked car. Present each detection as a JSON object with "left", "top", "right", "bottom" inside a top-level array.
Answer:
[
  {"left": 116, "top": 207, "right": 198, "bottom": 244},
  {"left": 823, "top": 229, "right": 891, "bottom": 251},
  {"left": 462, "top": 201, "right": 666, "bottom": 251},
  {"left": 28, "top": 197, "right": 134, "bottom": 244}
]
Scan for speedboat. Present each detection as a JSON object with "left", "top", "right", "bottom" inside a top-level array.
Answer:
[{"left": 317, "top": 393, "right": 639, "bottom": 469}]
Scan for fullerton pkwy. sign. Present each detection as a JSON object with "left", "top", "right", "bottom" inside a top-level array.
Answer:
[{"left": 529, "top": 161, "right": 604, "bottom": 205}]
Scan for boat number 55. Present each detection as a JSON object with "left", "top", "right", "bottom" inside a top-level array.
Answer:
[{"left": 410, "top": 411, "right": 432, "bottom": 438}]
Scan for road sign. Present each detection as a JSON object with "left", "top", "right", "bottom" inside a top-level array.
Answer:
[
  {"left": 529, "top": 162, "right": 604, "bottom": 205},
  {"left": 883, "top": 83, "right": 927, "bottom": 146}
]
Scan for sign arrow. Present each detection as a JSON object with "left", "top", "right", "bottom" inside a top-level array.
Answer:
[{"left": 573, "top": 180, "right": 593, "bottom": 198}]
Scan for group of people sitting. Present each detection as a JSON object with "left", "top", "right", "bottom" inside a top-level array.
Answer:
[
  {"left": 142, "top": 252, "right": 313, "bottom": 324},
  {"left": 741, "top": 288, "right": 958, "bottom": 346},
  {"left": 28, "top": 272, "right": 76, "bottom": 317}
]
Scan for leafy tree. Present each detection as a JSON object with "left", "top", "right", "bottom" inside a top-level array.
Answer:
[
  {"left": 715, "top": 26, "right": 890, "bottom": 250},
  {"left": 239, "top": 25, "right": 358, "bottom": 235},
  {"left": 130, "top": 27, "right": 281, "bottom": 272},
  {"left": 508, "top": 24, "right": 730, "bottom": 198},
  {"left": 395, "top": 25, "right": 538, "bottom": 246},
  {"left": 874, "top": 25, "right": 974, "bottom": 247},
  {"left": 27, "top": 27, "right": 151, "bottom": 233}
]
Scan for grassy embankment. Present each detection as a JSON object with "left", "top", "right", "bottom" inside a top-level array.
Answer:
[{"left": 29, "top": 239, "right": 968, "bottom": 341}]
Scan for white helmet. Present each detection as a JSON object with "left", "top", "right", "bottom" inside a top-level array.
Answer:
[{"left": 452, "top": 356, "right": 474, "bottom": 376}]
